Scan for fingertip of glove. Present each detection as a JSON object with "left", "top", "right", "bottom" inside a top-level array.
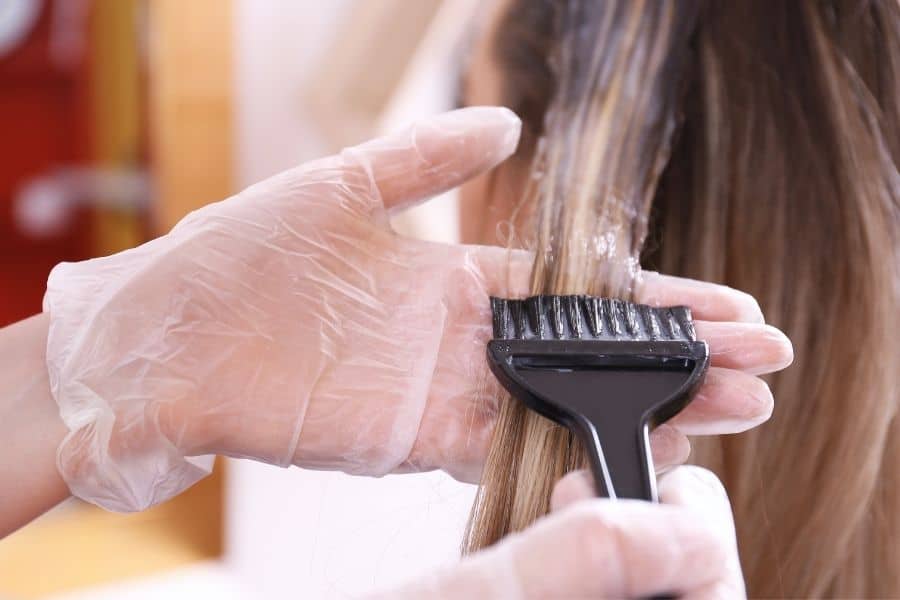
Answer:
[{"left": 411, "top": 106, "right": 522, "bottom": 174}]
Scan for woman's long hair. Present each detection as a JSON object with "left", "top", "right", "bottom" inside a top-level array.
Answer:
[{"left": 462, "top": 1, "right": 900, "bottom": 597}]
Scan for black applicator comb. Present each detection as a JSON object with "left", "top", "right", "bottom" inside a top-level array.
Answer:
[{"left": 487, "top": 295, "right": 709, "bottom": 501}]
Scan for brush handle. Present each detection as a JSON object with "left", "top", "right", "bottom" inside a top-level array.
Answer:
[
  {"left": 486, "top": 339, "right": 708, "bottom": 501},
  {"left": 575, "top": 399, "right": 679, "bottom": 599},
  {"left": 574, "top": 380, "right": 683, "bottom": 600},
  {"left": 567, "top": 370, "right": 683, "bottom": 501},
  {"left": 486, "top": 339, "right": 709, "bottom": 600},
  {"left": 518, "top": 366, "right": 693, "bottom": 500},
  {"left": 511, "top": 364, "right": 688, "bottom": 599}
]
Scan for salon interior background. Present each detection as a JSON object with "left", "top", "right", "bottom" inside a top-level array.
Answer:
[{"left": 0, "top": 1, "right": 478, "bottom": 598}]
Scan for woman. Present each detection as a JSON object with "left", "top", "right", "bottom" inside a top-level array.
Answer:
[{"left": 460, "top": 1, "right": 899, "bottom": 597}]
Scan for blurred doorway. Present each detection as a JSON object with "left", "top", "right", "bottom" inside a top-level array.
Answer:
[
  {"left": 0, "top": 2, "right": 228, "bottom": 597},
  {"left": 0, "top": 0, "right": 93, "bottom": 325}
]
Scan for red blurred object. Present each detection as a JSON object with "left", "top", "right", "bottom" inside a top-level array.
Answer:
[{"left": 0, "top": 1, "right": 93, "bottom": 327}]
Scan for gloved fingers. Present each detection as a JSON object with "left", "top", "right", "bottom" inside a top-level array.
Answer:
[
  {"left": 549, "top": 466, "right": 743, "bottom": 599},
  {"left": 649, "top": 424, "right": 692, "bottom": 471},
  {"left": 341, "top": 106, "right": 521, "bottom": 213},
  {"left": 499, "top": 479, "right": 734, "bottom": 598},
  {"left": 372, "top": 469, "right": 733, "bottom": 599},
  {"left": 637, "top": 271, "right": 764, "bottom": 324},
  {"left": 694, "top": 320, "right": 794, "bottom": 375},
  {"left": 667, "top": 367, "right": 773, "bottom": 435},
  {"left": 551, "top": 467, "right": 736, "bottom": 514},
  {"left": 550, "top": 468, "right": 596, "bottom": 511},
  {"left": 638, "top": 271, "right": 790, "bottom": 395},
  {"left": 658, "top": 467, "right": 746, "bottom": 599}
]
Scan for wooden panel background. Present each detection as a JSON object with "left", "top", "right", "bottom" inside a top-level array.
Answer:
[{"left": 149, "top": 0, "right": 235, "bottom": 231}]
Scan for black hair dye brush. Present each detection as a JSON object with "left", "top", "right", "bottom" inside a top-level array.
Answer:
[{"left": 487, "top": 295, "right": 709, "bottom": 502}]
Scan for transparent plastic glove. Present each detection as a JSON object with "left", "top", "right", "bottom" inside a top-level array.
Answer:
[
  {"left": 43, "top": 107, "right": 530, "bottom": 511},
  {"left": 43, "top": 104, "right": 792, "bottom": 513},
  {"left": 633, "top": 272, "right": 793, "bottom": 471},
  {"left": 367, "top": 466, "right": 746, "bottom": 599}
]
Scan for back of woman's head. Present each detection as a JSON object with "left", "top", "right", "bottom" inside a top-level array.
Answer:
[{"left": 462, "top": 1, "right": 900, "bottom": 597}]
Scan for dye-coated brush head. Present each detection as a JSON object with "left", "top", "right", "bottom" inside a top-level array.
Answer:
[
  {"left": 490, "top": 295, "right": 697, "bottom": 342},
  {"left": 486, "top": 294, "right": 709, "bottom": 502}
]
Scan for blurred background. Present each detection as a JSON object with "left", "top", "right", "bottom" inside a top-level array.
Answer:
[{"left": 0, "top": 0, "right": 484, "bottom": 598}]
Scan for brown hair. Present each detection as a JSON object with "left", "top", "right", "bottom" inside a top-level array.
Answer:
[{"left": 463, "top": 1, "right": 900, "bottom": 598}]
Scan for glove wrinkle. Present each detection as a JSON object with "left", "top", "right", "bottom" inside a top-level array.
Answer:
[{"left": 43, "top": 107, "right": 524, "bottom": 511}]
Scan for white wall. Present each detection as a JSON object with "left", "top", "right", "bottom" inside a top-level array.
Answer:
[
  {"left": 229, "top": 2, "right": 478, "bottom": 598},
  {"left": 233, "top": 0, "right": 349, "bottom": 185}
]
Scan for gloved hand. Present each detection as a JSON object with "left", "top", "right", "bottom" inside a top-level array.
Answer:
[
  {"left": 366, "top": 466, "right": 746, "bottom": 599},
  {"left": 43, "top": 106, "right": 792, "bottom": 512}
]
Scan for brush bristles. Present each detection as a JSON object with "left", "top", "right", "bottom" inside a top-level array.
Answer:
[{"left": 490, "top": 296, "right": 696, "bottom": 342}]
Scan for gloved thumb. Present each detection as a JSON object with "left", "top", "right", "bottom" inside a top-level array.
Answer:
[{"left": 341, "top": 106, "right": 522, "bottom": 212}]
